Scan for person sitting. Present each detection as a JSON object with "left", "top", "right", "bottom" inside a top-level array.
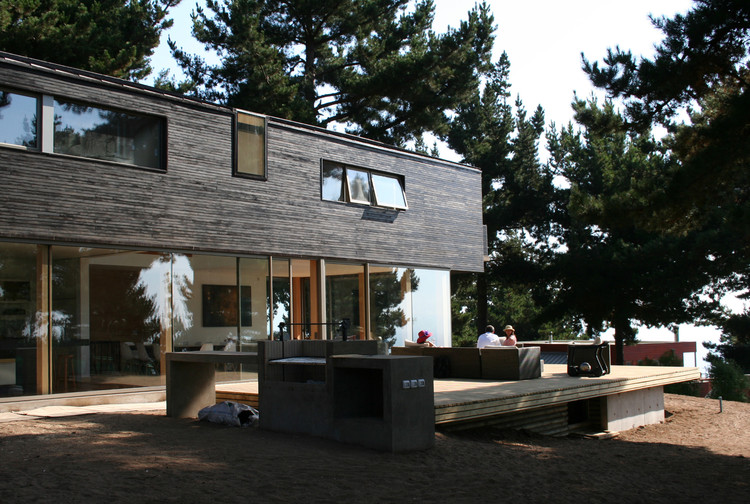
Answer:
[
  {"left": 502, "top": 325, "right": 518, "bottom": 346},
  {"left": 477, "top": 325, "right": 502, "bottom": 348},
  {"left": 417, "top": 330, "right": 435, "bottom": 347}
]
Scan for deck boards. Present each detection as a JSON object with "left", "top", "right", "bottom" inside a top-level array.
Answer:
[{"left": 215, "top": 364, "right": 700, "bottom": 428}]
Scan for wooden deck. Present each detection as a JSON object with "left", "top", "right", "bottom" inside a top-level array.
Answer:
[{"left": 216, "top": 364, "right": 700, "bottom": 434}]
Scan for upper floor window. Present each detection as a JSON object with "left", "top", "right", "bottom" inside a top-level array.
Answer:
[
  {"left": 234, "top": 111, "right": 266, "bottom": 178},
  {"left": 0, "top": 88, "right": 39, "bottom": 149},
  {"left": 322, "top": 160, "right": 407, "bottom": 210},
  {"left": 54, "top": 98, "right": 164, "bottom": 170}
]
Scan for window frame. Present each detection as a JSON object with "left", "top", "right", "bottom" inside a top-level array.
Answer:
[
  {"left": 321, "top": 159, "right": 408, "bottom": 211},
  {"left": 0, "top": 86, "right": 41, "bottom": 151},
  {"left": 233, "top": 110, "right": 268, "bottom": 180},
  {"left": 51, "top": 96, "right": 167, "bottom": 171}
]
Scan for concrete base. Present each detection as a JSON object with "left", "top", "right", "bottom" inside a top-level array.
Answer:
[
  {"left": 603, "top": 386, "right": 665, "bottom": 432},
  {"left": 165, "top": 351, "right": 258, "bottom": 418},
  {"left": 258, "top": 341, "right": 434, "bottom": 452},
  {"left": 330, "top": 355, "right": 434, "bottom": 452}
]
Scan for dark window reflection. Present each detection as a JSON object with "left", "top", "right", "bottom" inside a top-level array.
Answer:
[
  {"left": 53, "top": 99, "right": 163, "bottom": 169},
  {"left": 0, "top": 90, "right": 38, "bottom": 148}
]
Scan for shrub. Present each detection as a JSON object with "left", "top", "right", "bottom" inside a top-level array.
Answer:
[{"left": 706, "top": 355, "right": 750, "bottom": 402}]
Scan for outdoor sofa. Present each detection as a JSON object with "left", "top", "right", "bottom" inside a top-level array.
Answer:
[{"left": 391, "top": 344, "right": 542, "bottom": 380}]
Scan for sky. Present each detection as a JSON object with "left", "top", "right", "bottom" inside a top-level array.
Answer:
[
  {"left": 150, "top": 0, "right": 696, "bottom": 129},
  {"left": 149, "top": 0, "right": 736, "bottom": 373}
]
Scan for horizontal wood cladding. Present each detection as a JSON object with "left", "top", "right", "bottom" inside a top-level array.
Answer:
[{"left": 0, "top": 57, "right": 485, "bottom": 272}]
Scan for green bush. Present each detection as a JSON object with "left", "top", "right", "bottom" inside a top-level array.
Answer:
[{"left": 707, "top": 355, "right": 750, "bottom": 402}]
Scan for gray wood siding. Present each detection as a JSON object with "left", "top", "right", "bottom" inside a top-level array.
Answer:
[{"left": 0, "top": 56, "right": 485, "bottom": 272}]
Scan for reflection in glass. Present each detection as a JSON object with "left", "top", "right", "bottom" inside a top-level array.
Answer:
[
  {"left": 410, "top": 268, "right": 451, "bottom": 346},
  {"left": 53, "top": 98, "right": 163, "bottom": 169},
  {"left": 372, "top": 173, "right": 407, "bottom": 209},
  {"left": 0, "top": 89, "right": 38, "bottom": 148},
  {"left": 49, "top": 248, "right": 171, "bottom": 393},
  {"left": 236, "top": 112, "right": 265, "bottom": 176},
  {"left": 238, "top": 256, "right": 270, "bottom": 349},
  {"left": 291, "top": 259, "right": 316, "bottom": 339},
  {"left": 369, "top": 267, "right": 450, "bottom": 347},
  {"left": 321, "top": 161, "right": 345, "bottom": 201},
  {"left": 347, "top": 168, "right": 371, "bottom": 204},
  {"left": 325, "top": 262, "right": 365, "bottom": 339},
  {"left": 270, "top": 258, "right": 290, "bottom": 341},
  {"left": 0, "top": 243, "right": 40, "bottom": 397}
]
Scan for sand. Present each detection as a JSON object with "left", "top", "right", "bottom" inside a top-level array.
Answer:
[{"left": 0, "top": 394, "right": 747, "bottom": 503}]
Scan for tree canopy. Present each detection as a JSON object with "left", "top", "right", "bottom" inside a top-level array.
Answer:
[
  {"left": 167, "top": 0, "right": 495, "bottom": 144},
  {"left": 0, "top": 0, "right": 179, "bottom": 80}
]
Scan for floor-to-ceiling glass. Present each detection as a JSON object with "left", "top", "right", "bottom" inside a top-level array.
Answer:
[
  {"left": 291, "top": 259, "right": 319, "bottom": 339},
  {"left": 0, "top": 243, "right": 43, "bottom": 397},
  {"left": 270, "top": 258, "right": 290, "bottom": 340},
  {"left": 51, "top": 247, "right": 171, "bottom": 392},
  {"left": 369, "top": 265, "right": 412, "bottom": 347},
  {"left": 369, "top": 266, "right": 451, "bottom": 347},
  {"left": 325, "top": 262, "right": 366, "bottom": 339},
  {"left": 238, "top": 256, "right": 270, "bottom": 351}
]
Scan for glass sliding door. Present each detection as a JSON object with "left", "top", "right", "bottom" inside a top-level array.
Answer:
[
  {"left": 50, "top": 247, "right": 170, "bottom": 392},
  {"left": 369, "top": 265, "right": 412, "bottom": 348},
  {"left": 369, "top": 266, "right": 451, "bottom": 348},
  {"left": 270, "top": 258, "right": 290, "bottom": 341},
  {"left": 325, "top": 262, "right": 366, "bottom": 339},
  {"left": 0, "top": 242, "right": 44, "bottom": 397},
  {"left": 238, "top": 256, "right": 270, "bottom": 351},
  {"left": 291, "top": 259, "right": 320, "bottom": 339}
]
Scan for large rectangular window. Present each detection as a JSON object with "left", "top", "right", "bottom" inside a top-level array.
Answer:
[
  {"left": 235, "top": 111, "right": 266, "bottom": 178},
  {"left": 53, "top": 98, "right": 164, "bottom": 169},
  {"left": 321, "top": 160, "right": 407, "bottom": 210},
  {"left": 0, "top": 88, "right": 38, "bottom": 149}
]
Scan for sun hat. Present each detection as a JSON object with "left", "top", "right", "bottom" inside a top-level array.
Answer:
[
  {"left": 504, "top": 325, "right": 514, "bottom": 332},
  {"left": 417, "top": 330, "right": 432, "bottom": 344}
]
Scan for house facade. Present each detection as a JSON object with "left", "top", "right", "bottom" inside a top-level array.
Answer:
[{"left": 0, "top": 52, "right": 485, "bottom": 399}]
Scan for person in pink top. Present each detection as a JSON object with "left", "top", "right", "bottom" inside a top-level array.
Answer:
[{"left": 502, "top": 325, "right": 518, "bottom": 346}]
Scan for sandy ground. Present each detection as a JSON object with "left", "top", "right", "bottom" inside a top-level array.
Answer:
[{"left": 0, "top": 394, "right": 747, "bottom": 503}]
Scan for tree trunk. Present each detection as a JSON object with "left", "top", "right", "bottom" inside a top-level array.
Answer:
[{"left": 612, "top": 314, "right": 632, "bottom": 365}]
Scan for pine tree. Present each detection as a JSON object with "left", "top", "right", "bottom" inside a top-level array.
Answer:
[
  {"left": 547, "top": 98, "right": 728, "bottom": 363},
  {"left": 580, "top": 0, "right": 750, "bottom": 361},
  {"left": 0, "top": 0, "right": 180, "bottom": 80},
  {"left": 168, "top": 0, "right": 495, "bottom": 144},
  {"left": 447, "top": 56, "right": 568, "bottom": 342}
]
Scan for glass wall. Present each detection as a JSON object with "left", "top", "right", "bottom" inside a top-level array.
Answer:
[
  {"left": 0, "top": 243, "right": 43, "bottom": 397},
  {"left": 325, "top": 262, "right": 366, "bottom": 339},
  {"left": 369, "top": 265, "right": 411, "bottom": 347},
  {"left": 369, "top": 266, "right": 451, "bottom": 348},
  {"left": 270, "top": 258, "right": 290, "bottom": 341},
  {"left": 52, "top": 247, "right": 170, "bottom": 392},
  {"left": 0, "top": 240, "right": 453, "bottom": 398}
]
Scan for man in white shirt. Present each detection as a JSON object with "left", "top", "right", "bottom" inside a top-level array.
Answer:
[{"left": 477, "top": 325, "right": 501, "bottom": 348}]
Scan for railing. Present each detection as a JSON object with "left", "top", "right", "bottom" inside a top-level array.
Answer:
[{"left": 277, "top": 319, "right": 351, "bottom": 341}]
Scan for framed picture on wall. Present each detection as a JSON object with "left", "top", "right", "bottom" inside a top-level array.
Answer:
[{"left": 202, "top": 284, "right": 252, "bottom": 327}]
